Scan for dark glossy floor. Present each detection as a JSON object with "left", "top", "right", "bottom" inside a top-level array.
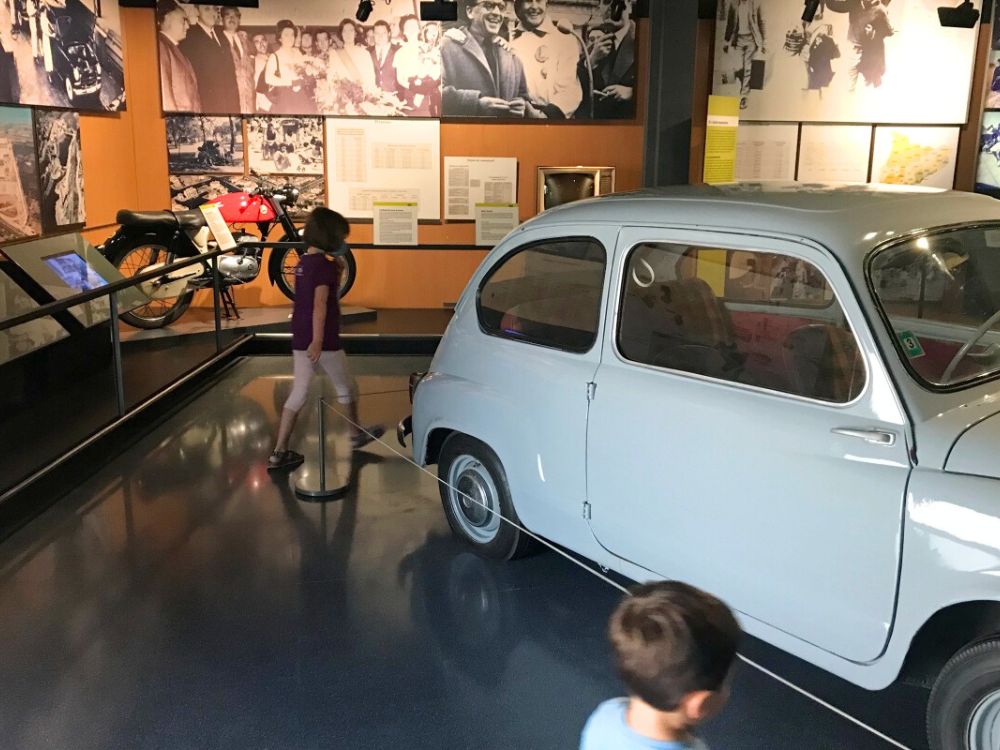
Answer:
[{"left": 0, "top": 357, "right": 928, "bottom": 749}]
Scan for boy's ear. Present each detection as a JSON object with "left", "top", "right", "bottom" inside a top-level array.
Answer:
[{"left": 679, "top": 689, "right": 726, "bottom": 723}]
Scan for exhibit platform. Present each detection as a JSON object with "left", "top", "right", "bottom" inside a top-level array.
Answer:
[
  {"left": 118, "top": 305, "right": 378, "bottom": 344},
  {"left": 116, "top": 307, "right": 453, "bottom": 357}
]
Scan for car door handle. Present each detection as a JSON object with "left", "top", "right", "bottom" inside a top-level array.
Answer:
[{"left": 831, "top": 427, "right": 897, "bottom": 446}]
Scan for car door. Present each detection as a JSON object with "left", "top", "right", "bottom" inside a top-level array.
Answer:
[
  {"left": 585, "top": 227, "right": 911, "bottom": 663},
  {"left": 448, "top": 225, "right": 618, "bottom": 549}
]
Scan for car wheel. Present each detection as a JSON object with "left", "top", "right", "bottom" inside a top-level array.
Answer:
[
  {"left": 929, "top": 639, "right": 1000, "bottom": 750},
  {"left": 437, "top": 434, "right": 536, "bottom": 561}
]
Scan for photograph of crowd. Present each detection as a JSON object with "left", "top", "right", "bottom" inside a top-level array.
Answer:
[
  {"left": 156, "top": 0, "right": 638, "bottom": 120},
  {"left": 0, "top": 105, "right": 40, "bottom": 241},
  {"left": 246, "top": 116, "right": 323, "bottom": 174},
  {"left": 166, "top": 115, "right": 244, "bottom": 174},
  {"left": 34, "top": 109, "right": 85, "bottom": 231},
  {"left": 713, "top": 0, "right": 980, "bottom": 124},
  {"left": 170, "top": 173, "right": 325, "bottom": 218},
  {"left": 0, "top": 0, "right": 124, "bottom": 111}
]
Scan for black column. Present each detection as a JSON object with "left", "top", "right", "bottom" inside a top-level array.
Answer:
[{"left": 642, "top": 0, "right": 700, "bottom": 186}]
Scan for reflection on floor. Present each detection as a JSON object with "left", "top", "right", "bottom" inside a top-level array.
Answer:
[{"left": 0, "top": 357, "right": 926, "bottom": 749}]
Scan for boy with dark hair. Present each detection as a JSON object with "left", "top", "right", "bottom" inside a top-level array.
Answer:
[{"left": 581, "top": 581, "right": 741, "bottom": 750}]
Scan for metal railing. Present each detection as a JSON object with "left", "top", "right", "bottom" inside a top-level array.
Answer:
[{"left": 0, "top": 240, "right": 295, "bottom": 503}]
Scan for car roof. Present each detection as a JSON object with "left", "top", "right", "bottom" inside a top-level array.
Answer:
[{"left": 524, "top": 182, "right": 1000, "bottom": 267}]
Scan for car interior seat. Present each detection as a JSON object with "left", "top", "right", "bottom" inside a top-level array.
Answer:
[
  {"left": 783, "top": 324, "right": 864, "bottom": 402},
  {"left": 621, "top": 276, "right": 744, "bottom": 379}
]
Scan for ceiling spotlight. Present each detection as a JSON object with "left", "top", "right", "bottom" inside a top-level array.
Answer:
[
  {"left": 356, "top": 0, "right": 373, "bottom": 22},
  {"left": 420, "top": 0, "right": 457, "bottom": 21},
  {"left": 802, "top": 0, "right": 820, "bottom": 22},
  {"left": 937, "top": 0, "right": 980, "bottom": 27}
]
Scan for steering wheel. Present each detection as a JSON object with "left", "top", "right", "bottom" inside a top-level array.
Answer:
[
  {"left": 631, "top": 257, "right": 655, "bottom": 288},
  {"left": 941, "top": 308, "right": 1000, "bottom": 383}
]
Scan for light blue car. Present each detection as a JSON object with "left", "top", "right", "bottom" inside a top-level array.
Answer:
[{"left": 405, "top": 184, "right": 1000, "bottom": 750}]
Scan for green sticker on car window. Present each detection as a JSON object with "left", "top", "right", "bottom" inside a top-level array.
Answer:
[{"left": 898, "top": 330, "right": 925, "bottom": 359}]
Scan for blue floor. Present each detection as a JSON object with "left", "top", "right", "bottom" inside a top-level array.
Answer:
[{"left": 0, "top": 356, "right": 927, "bottom": 749}]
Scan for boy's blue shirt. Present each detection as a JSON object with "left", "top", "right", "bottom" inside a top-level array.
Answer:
[{"left": 580, "top": 699, "right": 709, "bottom": 750}]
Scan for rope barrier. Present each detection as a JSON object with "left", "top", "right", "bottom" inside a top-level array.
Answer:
[{"left": 318, "top": 398, "right": 912, "bottom": 750}]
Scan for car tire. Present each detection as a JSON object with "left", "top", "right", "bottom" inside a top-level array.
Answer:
[
  {"left": 437, "top": 434, "right": 536, "bottom": 561},
  {"left": 928, "top": 639, "right": 1000, "bottom": 750}
]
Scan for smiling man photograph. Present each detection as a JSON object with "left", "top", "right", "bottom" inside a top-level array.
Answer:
[{"left": 441, "top": 0, "right": 529, "bottom": 117}]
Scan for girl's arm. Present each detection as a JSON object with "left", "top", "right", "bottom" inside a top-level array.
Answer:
[{"left": 307, "top": 283, "right": 329, "bottom": 361}]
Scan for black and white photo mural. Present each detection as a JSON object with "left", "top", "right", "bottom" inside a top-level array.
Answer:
[
  {"left": 155, "top": 0, "right": 638, "bottom": 120},
  {"left": 165, "top": 115, "right": 244, "bottom": 174},
  {"left": 246, "top": 116, "right": 323, "bottom": 174},
  {"left": 34, "top": 109, "right": 85, "bottom": 232},
  {"left": 0, "top": 0, "right": 124, "bottom": 111},
  {"left": 0, "top": 106, "right": 40, "bottom": 241},
  {"left": 713, "top": 0, "right": 980, "bottom": 123}
]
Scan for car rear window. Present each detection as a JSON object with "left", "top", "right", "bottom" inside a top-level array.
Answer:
[{"left": 478, "top": 238, "right": 606, "bottom": 353}]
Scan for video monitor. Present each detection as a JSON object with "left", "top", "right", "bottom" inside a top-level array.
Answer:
[
  {"left": 3, "top": 235, "right": 148, "bottom": 328},
  {"left": 537, "top": 167, "right": 616, "bottom": 213},
  {"left": 43, "top": 251, "right": 111, "bottom": 292}
]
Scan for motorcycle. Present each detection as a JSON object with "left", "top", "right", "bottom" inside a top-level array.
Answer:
[{"left": 100, "top": 173, "right": 357, "bottom": 330}]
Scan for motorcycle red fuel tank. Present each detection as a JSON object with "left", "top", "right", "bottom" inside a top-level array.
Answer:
[{"left": 210, "top": 192, "right": 278, "bottom": 224}]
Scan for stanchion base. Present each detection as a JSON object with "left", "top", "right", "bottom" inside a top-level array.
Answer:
[
  {"left": 292, "top": 428, "right": 354, "bottom": 501},
  {"left": 293, "top": 478, "right": 349, "bottom": 500}
]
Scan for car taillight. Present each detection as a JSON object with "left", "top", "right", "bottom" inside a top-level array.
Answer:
[{"left": 408, "top": 372, "right": 427, "bottom": 403}]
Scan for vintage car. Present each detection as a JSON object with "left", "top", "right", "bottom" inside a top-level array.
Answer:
[
  {"left": 405, "top": 184, "right": 1000, "bottom": 749},
  {"left": 46, "top": 8, "right": 102, "bottom": 105}
]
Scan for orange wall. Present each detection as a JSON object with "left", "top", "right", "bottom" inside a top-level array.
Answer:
[{"left": 75, "top": 9, "right": 649, "bottom": 309}]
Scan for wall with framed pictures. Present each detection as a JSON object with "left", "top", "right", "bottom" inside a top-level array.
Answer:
[
  {"left": 72, "top": 2, "right": 649, "bottom": 311},
  {"left": 698, "top": 0, "right": 989, "bottom": 193}
]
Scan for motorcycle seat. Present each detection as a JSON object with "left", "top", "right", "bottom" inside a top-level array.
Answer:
[
  {"left": 116, "top": 209, "right": 207, "bottom": 231},
  {"left": 175, "top": 210, "right": 207, "bottom": 230}
]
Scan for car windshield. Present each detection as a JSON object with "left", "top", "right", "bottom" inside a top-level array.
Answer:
[{"left": 870, "top": 225, "right": 1000, "bottom": 388}]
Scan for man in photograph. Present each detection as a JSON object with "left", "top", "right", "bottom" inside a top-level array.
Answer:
[
  {"left": 589, "top": 0, "right": 636, "bottom": 118},
  {"left": 825, "top": 0, "right": 893, "bottom": 91},
  {"left": 441, "top": 0, "right": 529, "bottom": 117},
  {"left": 179, "top": 3, "right": 238, "bottom": 112},
  {"left": 315, "top": 28, "right": 333, "bottom": 62},
  {"left": 720, "top": 0, "right": 764, "bottom": 110},
  {"left": 219, "top": 7, "right": 253, "bottom": 113},
  {"left": 158, "top": 0, "right": 201, "bottom": 112},
  {"left": 509, "top": 0, "right": 583, "bottom": 119},
  {"left": 369, "top": 20, "right": 399, "bottom": 95}
]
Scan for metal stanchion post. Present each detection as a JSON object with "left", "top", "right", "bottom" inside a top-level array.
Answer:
[
  {"left": 211, "top": 256, "right": 222, "bottom": 352},
  {"left": 294, "top": 396, "right": 350, "bottom": 500},
  {"left": 108, "top": 291, "right": 126, "bottom": 417}
]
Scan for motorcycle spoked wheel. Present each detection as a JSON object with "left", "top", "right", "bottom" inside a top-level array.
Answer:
[
  {"left": 273, "top": 241, "right": 356, "bottom": 301},
  {"left": 111, "top": 242, "right": 196, "bottom": 329}
]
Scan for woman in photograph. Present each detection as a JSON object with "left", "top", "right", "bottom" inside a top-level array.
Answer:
[
  {"left": 395, "top": 14, "right": 441, "bottom": 116},
  {"left": 264, "top": 19, "right": 314, "bottom": 114},
  {"left": 328, "top": 18, "right": 376, "bottom": 91},
  {"left": 421, "top": 21, "right": 440, "bottom": 49}
]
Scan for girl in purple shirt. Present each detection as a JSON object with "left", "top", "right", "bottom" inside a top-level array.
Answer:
[{"left": 268, "top": 207, "right": 384, "bottom": 471}]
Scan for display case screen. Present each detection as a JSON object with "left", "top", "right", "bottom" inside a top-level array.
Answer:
[{"left": 42, "top": 252, "right": 110, "bottom": 292}]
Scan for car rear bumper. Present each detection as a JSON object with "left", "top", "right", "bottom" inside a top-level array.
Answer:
[{"left": 397, "top": 371, "right": 427, "bottom": 447}]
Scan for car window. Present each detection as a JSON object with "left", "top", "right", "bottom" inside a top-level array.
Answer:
[
  {"left": 869, "top": 225, "right": 1000, "bottom": 388},
  {"left": 618, "top": 242, "right": 865, "bottom": 403},
  {"left": 478, "top": 238, "right": 606, "bottom": 353}
]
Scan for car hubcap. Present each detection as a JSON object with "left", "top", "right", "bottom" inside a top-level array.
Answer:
[
  {"left": 969, "top": 689, "right": 1000, "bottom": 750},
  {"left": 447, "top": 455, "right": 501, "bottom": 544}
]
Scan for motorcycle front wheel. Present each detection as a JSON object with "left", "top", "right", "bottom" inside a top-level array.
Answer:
[
  {"left": 111, "top": 241, "right": 195, "bottom": 329},
  {"left": 273, "top": 243, "right": 356, "bottom": 301}
]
